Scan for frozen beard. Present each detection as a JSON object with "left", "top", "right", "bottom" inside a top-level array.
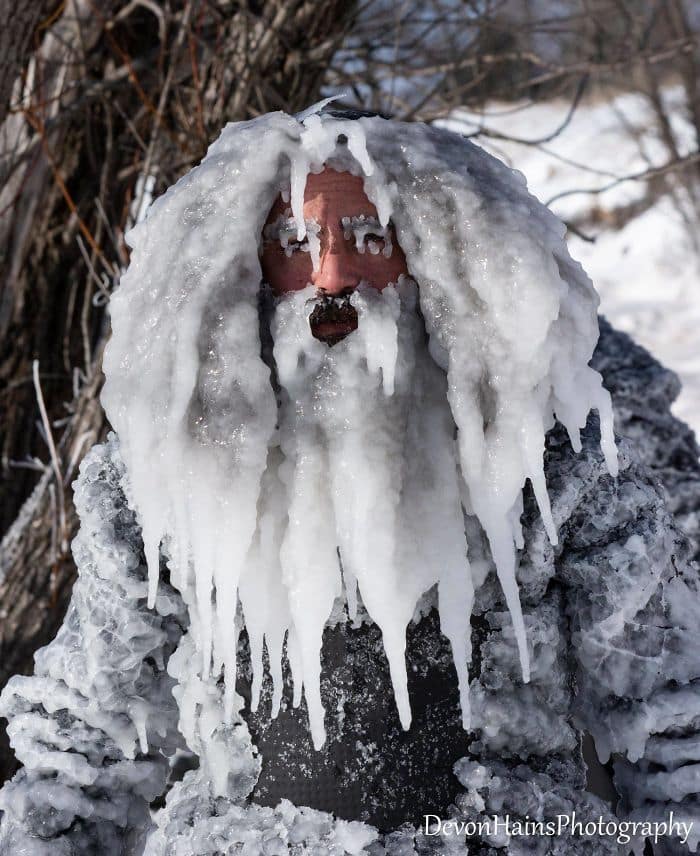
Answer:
[{"left": 241, "top": 279, "right": 472, "bottom": 748}]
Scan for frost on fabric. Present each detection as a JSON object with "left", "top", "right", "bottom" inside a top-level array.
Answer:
[
  {"left": 100, "top": 107, "right": 617, "bottom": 755},
  {"left": 143, "top": 762, "right": 624, "bottom": 856},
  {"left": 143, "top": 769, "right": 380, "bottom": 856},
  {"left": 0, "top": 436, "right": 186, "bottom": 853}
]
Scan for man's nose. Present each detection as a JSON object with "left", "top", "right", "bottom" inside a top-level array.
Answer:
[{"left": 312, "top": 235, "right": 358, "bottom": 296}]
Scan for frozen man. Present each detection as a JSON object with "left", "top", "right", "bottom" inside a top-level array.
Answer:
[{"left": 1, "top": 104, "right": 700, "bottom": 856}]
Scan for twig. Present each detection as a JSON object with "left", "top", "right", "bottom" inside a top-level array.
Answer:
[
  {"left": 32, "top": 360, "right": 67, "bottom": 555},
  {"left": 545, "top": 151, "right": 700, "bottom": 206},
  {"left": 457, "top": 75, "right": 589, "bottom": 147},
  {"left": 563, "top": 220, "right": 597, "bottom": 243}
]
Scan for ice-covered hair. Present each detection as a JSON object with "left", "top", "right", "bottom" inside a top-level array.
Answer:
[{"left": 102, "top": 104, "right": 617, "bottom": 736}]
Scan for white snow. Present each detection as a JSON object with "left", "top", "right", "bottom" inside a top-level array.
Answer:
[
  {"left": 102, "top": 107, "right": 616, "bottom": 765},
  {"left": 439, "top": 87, "right": 700, "bottom": 436}
]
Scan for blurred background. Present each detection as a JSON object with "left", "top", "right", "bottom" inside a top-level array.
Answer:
[{"left": 1, "top": 0, "right": 698, "bottom": 779}]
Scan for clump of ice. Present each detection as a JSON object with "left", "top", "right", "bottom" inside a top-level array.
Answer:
[
  {"left": 102, "top": 106, "right": 616, "bottom": 763},
  {"left": 341, "top": 215, "right": 393, "bottom": 257}
]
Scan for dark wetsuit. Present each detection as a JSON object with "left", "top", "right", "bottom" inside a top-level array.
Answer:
[
  {"left": 237, "top": 610, "right": 473, "bottom": 829},
  {"left": 238, "top": 607, "right": 475, "bottom": 831}
]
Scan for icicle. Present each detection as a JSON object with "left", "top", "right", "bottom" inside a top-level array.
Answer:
[
  {"left": 438, "top": 567, "right": 474, "bottom": 730},
  {"left": 342, "top": 559, "right": 359, "bottom": 623},
  {"left": 343, "top": 122, "right": 374, "bottom": 176},
  {"left": 145, "top": 532, "right": 161, "bottom": 610},
  {"left": 266, "top": 631, "right": 285, "bottom": 718},
  {"left": 382, "top": 626, "right": 412, "bottom": 729},
  {"left": 294, "top": 95, "right": 340, "bottom": 123},
  {"left": 215, "top": 481, "right": 261, "bottom": 721},
  {"left": 483, "top": 515, "right": 531, "bottom": 684},
  {"left": 286, "top": 626, "right": 303, "bottom": 709},
  {"left": 520, "top": 401, "right": 558, "bottom": 545},
  {"left": 563, "top": 419, "right": 583, "bottom": 454},
  {"left": 129, "top": 699, "right": 150, "bottom": 755},
  {"left": 278, "top": 432, "right": 342, "bottom": 748},
  {"left": 508, "top": 493, "right": 526, "bottom": 551},
  {"left": 289, "top": 152, "right": 311, "bottom": 242},
  {"left": 306, "top": 219, "right": 321, "bottom": 272},
  {"left": 126, "top": 409, "right": 165, "bottom": 610},
  {"left": 248, "top": 625, "right": 264, "bottom": 712},
  {"left": 593, "top": 376, "right": 619, "bottom": 477},
  {"left": 352, "top": 285, "right": 400, "bottom": 396},
  {"left": 188, "top": 461, "right": 220, "bottom": 679},
  {"left": 239, "top": 451, "right": 291, "bottom": 716},
  {"left": 169, "top": 477, "right": 192, "bottom": 594}
]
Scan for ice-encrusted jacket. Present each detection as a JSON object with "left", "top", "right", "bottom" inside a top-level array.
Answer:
[{"left": 0, "top": 320, "right": 699, "bottom": 856}]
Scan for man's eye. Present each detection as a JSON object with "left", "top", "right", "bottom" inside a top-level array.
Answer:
[
  {"left": 264, "top": 214, "right": 318, "bottom": 258},
  {"left": 341, "top": 216, "right": 394, "bottom": 258},
  {"left": 364, "top": 234, "right": 386, "bottom": 255}
]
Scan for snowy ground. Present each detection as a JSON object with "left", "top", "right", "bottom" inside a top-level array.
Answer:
[{"left": 439, "top": 89, "right": 700, "bottom": 439}]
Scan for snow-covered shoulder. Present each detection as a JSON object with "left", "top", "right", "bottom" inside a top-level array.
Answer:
[{"left": 0, "top": 435, "right": 186, "bottom": 854}]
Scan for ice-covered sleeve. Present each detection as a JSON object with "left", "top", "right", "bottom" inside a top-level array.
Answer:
[
  {"left": 556, "top": 425, "right": 700, "bottom": 855},
  {"left": 0, "top": 434, "right": 187, "bottom": 855}
]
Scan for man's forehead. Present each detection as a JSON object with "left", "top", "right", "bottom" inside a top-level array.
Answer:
[{"left": 265, "top": 168, "right": 378, "bottom": 225}]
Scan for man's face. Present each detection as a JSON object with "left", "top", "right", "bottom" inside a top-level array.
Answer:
[{"left": 261, "top": 167, "right": 409, "bottom": 344}]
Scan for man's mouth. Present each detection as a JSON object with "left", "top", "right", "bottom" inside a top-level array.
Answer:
[{"left": 308, "top": 295, "right": 359, "bottom": 346}]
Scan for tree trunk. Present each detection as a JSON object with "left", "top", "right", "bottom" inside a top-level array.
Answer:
[{"left": 0, "top": 0, "right": 356, "bottom": 782}]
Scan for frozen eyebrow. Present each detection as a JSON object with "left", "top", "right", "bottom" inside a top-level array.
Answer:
[
  {"left": 340, "top": 214, "right": 394, "bottom": 258},
  {"left": 264, "top": 214, "right": 321, "bottom": 262},
  {"left": 263, "top": 214, "right": 298, "bottom": 251}
]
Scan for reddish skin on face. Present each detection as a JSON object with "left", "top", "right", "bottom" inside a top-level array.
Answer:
[{"left": 261, "top": 168, "right": 409, "bottom": 343}]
